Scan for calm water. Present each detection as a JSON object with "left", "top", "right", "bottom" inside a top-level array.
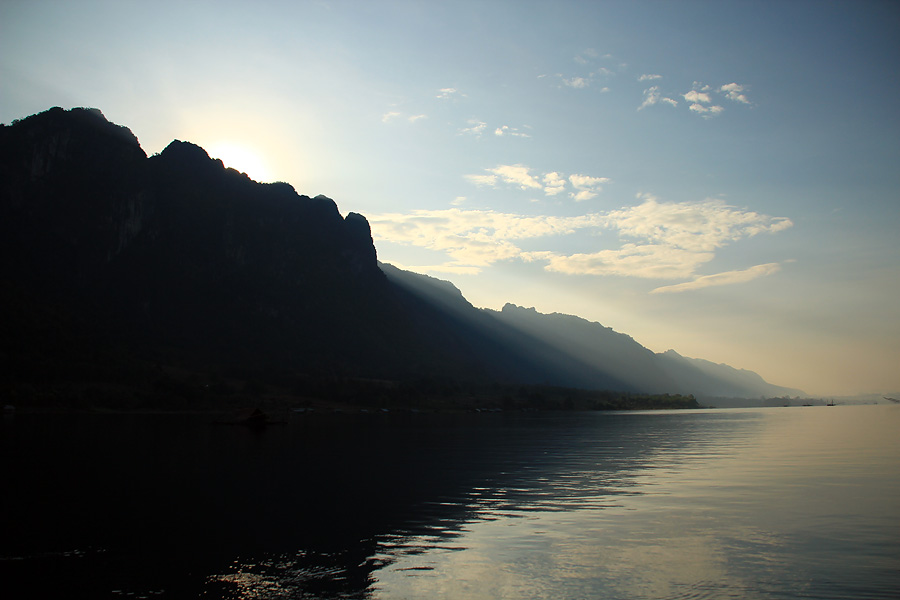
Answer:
[{"left": 2, "top": 405, "right": 898, "bottom": 599}]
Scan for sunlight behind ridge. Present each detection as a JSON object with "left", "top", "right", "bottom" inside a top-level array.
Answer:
[{"left": 208, "top": 142, "right": 273, "bottom": 183}]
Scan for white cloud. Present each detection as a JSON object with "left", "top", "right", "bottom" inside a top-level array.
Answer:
[
  {"left": 451, "top": 196, "right": 466, "bottom": 206},
  {"left": 467, "top": 165, "right": 610, "bottom": 198},
  {"left": 383, "top": 111, "right": 428, "bottom": 123},
  {"left": 683, "top": 90, "right": 712, "bottom": 104},
  {"left": 639, "top": 86, "right": 678, "bottom": 110},
  {"left": 494, "top": 125, "right": 531, "bottom": 138},
  {"left": 574, "top": 48, "right": 601, "bottom": 65},
  {"left": 639, "top": 74, "right": 662, "bottom": 81},
  {"left": 545, "top": 244, "right": 713, "bottom": 279},
  {"left": 639, "top": 86, "right": 661, "bottom": 110},
  {"left": 563, "top": 76, "right": 589, "bottom": 89},
  {"left": 570, "top": 174, "right": 610, "bottom": 188},
  {"left": 720, "top": 82, "right": 750, "bottom": 104},
  {"left": 688, "top": 103, "right": 724, "bottom": 117},
  {"left": 436, "top": 87, "right": 465, "bottom": 99},
  {"left": 605, "top": 196, "right": 793, "bottom": 252},
  {"left": 542, "top": 172, "right": 567, "bottom": 196},
  {"left": 650, "top": 263, "right": 782, "bottom": 294},
  {"left": 369, "top": 197, "right": 792, "bottom": 284},
  {"left": 460, "top": 119, "right": 487, "bottom": 136},
  {"left": 369, "top": 208, "right": 603, "bottom": 272},
  {"left": 570, "top": 190, "right": 598, "bottom": 202},
  {"left": 491, "top": 164, "right": 543, "bottom": 190},
  {"left": 569, "top": 174, "right": 611, "bottom": 201},
  {"left": 464, "top": 173, "right": 498, "bottom": 187}
]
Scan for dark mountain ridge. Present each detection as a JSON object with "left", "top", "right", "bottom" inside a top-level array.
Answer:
[{"left": 1, "top": 108, "right": 799, "bottom": 408}]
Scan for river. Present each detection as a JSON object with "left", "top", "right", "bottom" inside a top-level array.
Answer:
[{"left": 2, "top": 405, "right": 898, "bottom": 599}]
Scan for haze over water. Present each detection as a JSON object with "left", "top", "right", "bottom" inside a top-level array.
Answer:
[{"left": 2, "top": 404, "right": 898, "bottom": 599}]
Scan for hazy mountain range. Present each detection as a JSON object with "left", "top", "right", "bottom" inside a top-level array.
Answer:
[{"left": 0, "top": 107, "right": 804, "bottom": 405}]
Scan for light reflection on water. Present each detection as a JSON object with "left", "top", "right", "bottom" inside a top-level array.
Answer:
[
  {"left": 3, "top": 406, "right": 899, "bottom": 599},
  {"left": 361, "top": 407, "right": 900, "bottom": 600}
]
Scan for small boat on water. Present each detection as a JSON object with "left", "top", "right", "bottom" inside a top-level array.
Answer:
[{"left": 215, "top": 407, "right": 286, "bottom": 428}]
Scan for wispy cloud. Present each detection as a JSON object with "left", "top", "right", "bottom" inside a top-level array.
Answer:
[
  {"left": 544, "top": 244, "right": 713, "bottom": 279},
  {"left": 369, "top": 196, "right": 792, "bottom": 283},
  {"left": 574, "top": 48, "right": 601, "bottom": 65},
  {"left": 466, "top": 164, "right": 611, "bottom": 199},
  {"left": 683, "top": 90, "right": 712, "bottom": 104},
  {"left": 436, "top": 87, "right": 465, "bottom": 99},
  {"left": 688, "top": 103, "right": 724, "bottom": 117},
  {"left": 494, "top": 125, "right": 530, "bottom": 138},
  {"left": 460, "top": 119, "right": 488, "bottom": 136},
  {"left": 461, "top": 120, "right": 529, "bottom": 138},
  {"left": 488, "top": 164, "right": 543, "bottom": 190},
  {"left": 542, "top": 172, "right": 567, "bottom": 196},
  {"left": 369, "top": 208, "right": 602, "bottom": 272},
  {"left": 650, "top": 263, "right": 782, "bottom": 294},
  {"left": 569, "top": 174, "right": 611, "bottom": 201},
  {"left": 639, "top": 86, "right": 678, "bottom": 110},
  {"left": 605, "top": 195, "right": 793, "bottom": 252},
  {"left": 720, "top": 82, "right": 750, "bottom": 104},
  {"left": 563, "top": 76, "right": 589, "bottom": 89},
  {"left": 382, "top": 110, "right": 428, "bottom": 124},
  {"left": 637, "top": 79, "right": 750, "bottom": 116},
  {"left": 464, "top": 173, "right": 498, "bottom": 187},
  {"left": 682, "top": 81, "right": 752, "bottom": 116},
  {"left": 551, "top": 50, "right": 618, "bottom": 91}
]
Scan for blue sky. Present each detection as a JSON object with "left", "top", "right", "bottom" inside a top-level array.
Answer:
[{"left": 3, "top": 0, "right": 899, "bottom": 396}]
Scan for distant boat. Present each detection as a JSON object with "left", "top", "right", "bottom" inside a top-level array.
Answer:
[
  {"left": 215, "top": 407, "right": 286, "bottom": 428},
  {"left": 826, "top": 400, "right": 835, "bottom": 406}
]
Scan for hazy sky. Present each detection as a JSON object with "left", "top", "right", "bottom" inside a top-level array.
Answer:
[{"left": 3, "top": 0, "right": 899, "bottom": 396}]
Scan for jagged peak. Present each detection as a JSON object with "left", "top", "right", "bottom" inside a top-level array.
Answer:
[
  {"left": 501, "top": 303, "right": 536, "bottom": 313},
  {"left": 345, "top": 211, "right": 369, "bottom": 224},
  {"left": 159, "top": 139, "right": 212, "bottom": 160}
]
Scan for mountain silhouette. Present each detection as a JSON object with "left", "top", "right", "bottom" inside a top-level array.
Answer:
[{"left": 0, "top": 108, "right": 801, "bottom": 407}]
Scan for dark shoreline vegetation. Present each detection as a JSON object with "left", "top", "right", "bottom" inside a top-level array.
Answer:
[{"left": 8, "top": 363, "right": 701, "bottom": 414}]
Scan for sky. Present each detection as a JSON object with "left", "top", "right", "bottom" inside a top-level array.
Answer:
[{"left": 2, "top": 0, "right": 899, "bottom": 397}]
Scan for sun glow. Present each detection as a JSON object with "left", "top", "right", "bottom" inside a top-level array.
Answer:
[{"left": 208, "top": 142, "right": 273, "bottom": 183}]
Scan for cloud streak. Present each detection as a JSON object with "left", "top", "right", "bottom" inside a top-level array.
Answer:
[
  {"left": 639, "top": 86, "right": 678, "bottom": 110},
  {"left": 650, "top": 262, "right": 782, "bottom": 294}
]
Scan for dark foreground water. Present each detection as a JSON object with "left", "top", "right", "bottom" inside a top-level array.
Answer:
[{"left": 2, "top": 405, "right": 898, "bottom": 599}]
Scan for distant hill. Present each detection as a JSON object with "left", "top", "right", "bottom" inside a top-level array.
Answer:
[
  {"left": 385, "top": 265, "right": 804, "bottom": 399},
  {"left": 0, "top": 107, "right": 801, "bottom": 407}
]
